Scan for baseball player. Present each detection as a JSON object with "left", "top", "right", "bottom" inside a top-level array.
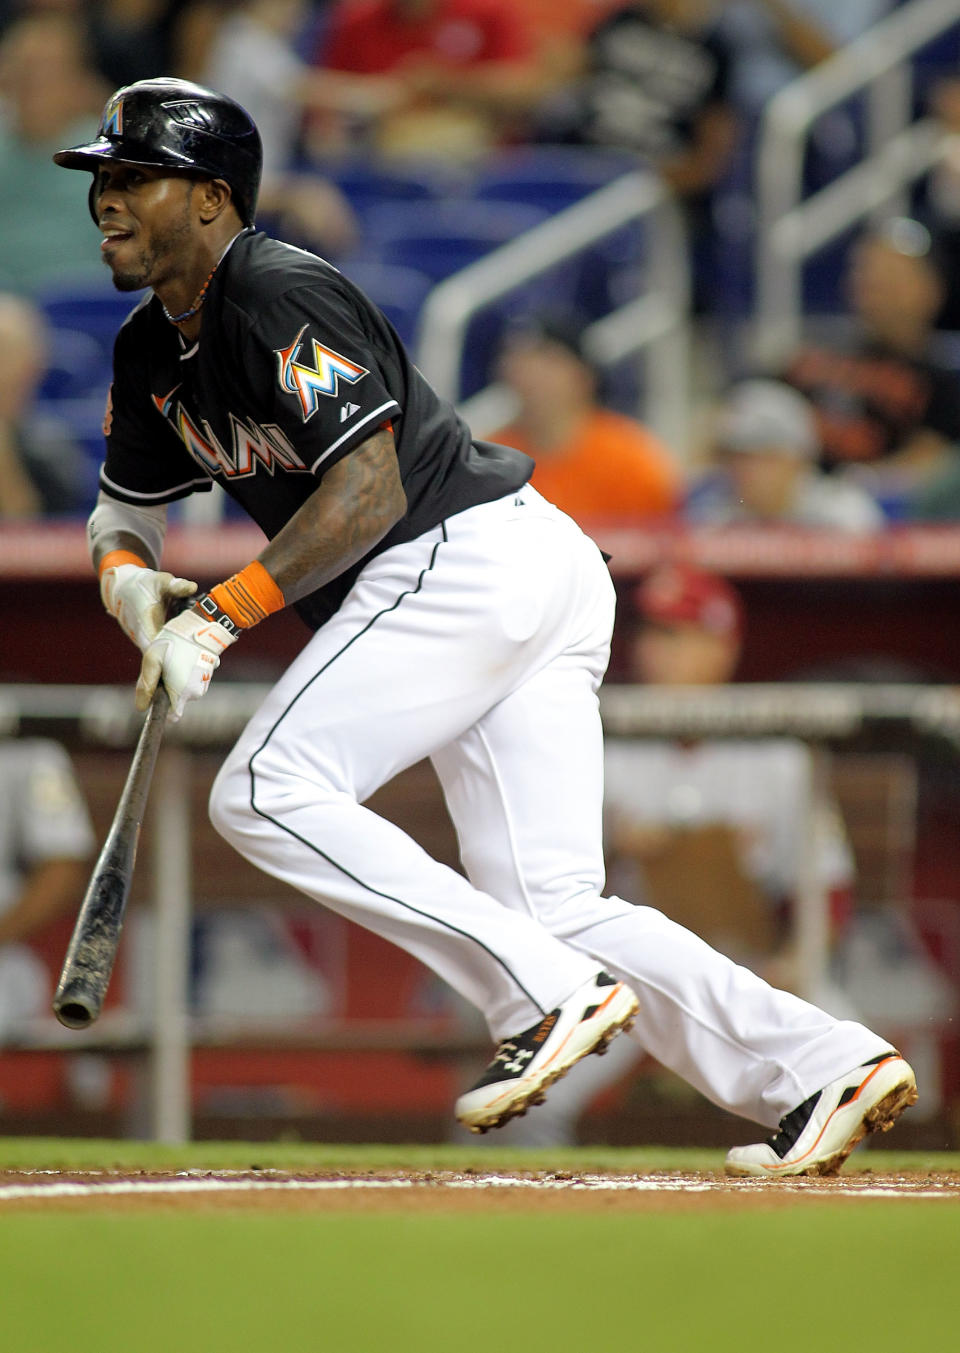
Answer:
[{"left": 55, "top": 77, "right": 917, "bottom": 1174}]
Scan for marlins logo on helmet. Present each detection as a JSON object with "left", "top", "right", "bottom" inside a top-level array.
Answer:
[
  {"left": 276, "top": 325, "right": 368, "bottom": 421},
  {"left": 102, "top": 97, "right": 123, "bottom": 135}
]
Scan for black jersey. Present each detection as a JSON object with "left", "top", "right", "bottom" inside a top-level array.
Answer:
[{"left": 100, "top": 230, "right": 532, "bottom": 629}]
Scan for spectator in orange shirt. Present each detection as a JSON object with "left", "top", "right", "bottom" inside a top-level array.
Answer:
[{"left": 491, "top": 315, "right": 681, "bottom": 523}]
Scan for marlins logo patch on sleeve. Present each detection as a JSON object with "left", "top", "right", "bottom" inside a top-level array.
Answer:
[{"left": 275, "top": 324, "right": 369, "bottom": 421}]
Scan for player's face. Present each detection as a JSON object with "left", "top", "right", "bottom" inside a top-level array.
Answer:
[{"left": 93, "top": 162, "right": 199, "bottom": 293}]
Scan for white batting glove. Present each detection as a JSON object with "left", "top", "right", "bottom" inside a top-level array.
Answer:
[
  {"left": 101, "top": 563, "right": 198, "bottom": 652},
  {"left": 136, "top": 606, "right": 238, "bottom": 721}
]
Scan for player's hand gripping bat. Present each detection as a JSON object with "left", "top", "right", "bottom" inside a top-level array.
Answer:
[{"left": 53, "top": 684, "right": 171, "bottom": 1029}]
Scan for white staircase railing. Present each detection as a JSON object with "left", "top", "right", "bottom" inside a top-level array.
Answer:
[
  {"left": 416, "top": 171, "right": 692, "bottom": 454},
  {"left": 755, "top": 0, "right": 960, "bottom": 364}
]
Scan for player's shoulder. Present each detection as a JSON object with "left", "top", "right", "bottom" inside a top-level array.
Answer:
[{"left": 220, "top": 231, "right": 354, "bottom": 326}]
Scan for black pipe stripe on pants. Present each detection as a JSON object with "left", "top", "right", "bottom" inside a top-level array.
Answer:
[{"left": 245, "top": 522, "right": 547, "bottom": 1017}]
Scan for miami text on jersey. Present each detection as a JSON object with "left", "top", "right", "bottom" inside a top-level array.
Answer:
[
  {"left": 153, "top": 386, "right": 308, "bottom": 479},
  {"left": 276, "top": 324, "right": 368, "bottom": 421}
]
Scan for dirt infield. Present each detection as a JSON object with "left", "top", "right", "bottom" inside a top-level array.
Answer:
[{"left": 2, "top": 1166, "right": 959, "bottom": 1210}]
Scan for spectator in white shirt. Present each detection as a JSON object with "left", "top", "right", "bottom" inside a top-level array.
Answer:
[
  {"left": 0, "top": 739, "right": 95, "bottom": 1038},
  {"left": 203, "top": 0, "right": 360, "bottom": 256},
  {"left": 685, "top": 379, "right": 885, "bottom": 532}
]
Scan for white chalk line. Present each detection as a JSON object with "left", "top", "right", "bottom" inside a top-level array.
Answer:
[{"left": 0, "top": 1172, "right": 957, "bottom": 1203}]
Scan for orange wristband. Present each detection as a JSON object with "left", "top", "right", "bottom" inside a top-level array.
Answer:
[
  {"left": 207, "top": 560, "right": 285, "bottom": 629},
  {"left": 98, "top": 548, "right": 147, "bottom": 579}
]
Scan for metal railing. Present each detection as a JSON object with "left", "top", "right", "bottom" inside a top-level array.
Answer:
[
  {"left": 4, "top": 680, "right": 960, "bottom": 1139},
  {"left": 181, "top": 172, "right": 692, "bottom": 520},
  {"left": 754, "top": 0, "right": 960, "bottom": 363},
  {"left": 416, "top": 171, "right": 692, "bottom": 454}
]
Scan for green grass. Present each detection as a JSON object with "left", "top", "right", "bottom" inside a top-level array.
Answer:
[
  {"left": 4, "top": 1205, "right": 959, "bottom": 1352},
  {"left": 2, "top": 1142, "right": 959, "bottom": 1353},
  {"left": 0, "top": 1136, "right": 958, "bottom": 1174}
]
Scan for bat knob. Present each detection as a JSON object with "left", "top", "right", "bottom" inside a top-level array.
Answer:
[{"left": 53, "top": 984, "right": 101, "bottom": 1030}]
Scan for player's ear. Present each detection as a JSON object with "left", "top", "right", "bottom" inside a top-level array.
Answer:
[{"left": 196, "top": 177, "right": 234, "bottom": 225}]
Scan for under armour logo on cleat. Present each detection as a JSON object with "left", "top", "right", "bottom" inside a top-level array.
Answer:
[{"left": 340, "top": 402, "right": 360, "bottom": 422}]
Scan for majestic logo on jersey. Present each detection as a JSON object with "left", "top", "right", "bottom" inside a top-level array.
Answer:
[
  {"left": 102, "top": 97, "right": 123, "bottom": 136},
  {"left": 153, "top": 385, "right": 309, "bottom": 480},
  {"left": 275, "top": 324, "right": 368, "bottom": 422}
]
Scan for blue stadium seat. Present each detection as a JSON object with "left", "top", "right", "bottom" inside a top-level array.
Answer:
[
  {"left": 471, "top": 147, "right": 638, "bottom": 212},
  {"left": 37, "top": 327, "right": 110, "bottom": 401},
  {"left": 32, "top": 286, "right": 143, "bottom": 501},
  {"left": 336, "top": 259, "right": 434, "bottom": 344},
  {"left": 39, "top": 285, "right": 145, "bottom": 369},
  {"left": 360, "top": 200, "right": 550, "bottom": 282},
  {"left": 320, "top": 156, "right": 466, "bottom": 216}
]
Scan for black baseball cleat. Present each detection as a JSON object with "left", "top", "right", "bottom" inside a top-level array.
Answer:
[
  {"left": 724, "top": 1051, "right": 918, "bottom": 1178},
  {"left": 455, "top": 972, "right": 639, "bottom": 1134}
]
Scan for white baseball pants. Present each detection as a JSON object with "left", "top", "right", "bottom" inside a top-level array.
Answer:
[{"left": 210, "top": 488, "right": 890, "bottom": 1127}]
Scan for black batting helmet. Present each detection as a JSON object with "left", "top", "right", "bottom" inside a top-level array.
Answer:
[{"left": 53, "top": 77, "right": 262, "bottom": 227}]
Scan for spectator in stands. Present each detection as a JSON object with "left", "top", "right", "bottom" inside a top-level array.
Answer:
[
  {"left": 0, "top": 12, "right": 107, "bottom": 295},
  {"left": 924, "top": 74, "right": 960, "bottom": 333},
  {"left": 86, "top": 0, "right": 188, "bottom": 86},
  {"left": 0, "top": 737, "right": 95, "bottom": 1039},
  {"left": 534, "top": 0, "right": 739, "bottom": 201},
  {"left": 0, "top": 293, "right": 88, "bottom": 518},
  {"left": 491, "top": 313, "right": 681, "bottom": 523},
  {"left": 532, "top": 0, "right": 739, "bottom": 311},
  {"left": 717, "top": 0, "right": 891, "bottom": 115},
  {"left": 604, "top": 563, "right": 857, "bottom": 1005},
  {"left": 685, "top": 378, "right": 884, "bottom": 531},
  {"left": 203, "top": 0, "right": 359, "bottom": 256},
  {"left": 782, "top": 217, "right": 960, "bottom": 513},
  {"left": 310, "top": 0, "right": 553, "bottom": 158}
]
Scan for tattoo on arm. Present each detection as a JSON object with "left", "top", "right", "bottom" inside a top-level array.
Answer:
[{"left": 259, "top": 427, "right": 407, "bottom": 605}]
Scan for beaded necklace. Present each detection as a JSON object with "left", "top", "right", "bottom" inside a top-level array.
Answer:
[{"left": 161, "top": 258, "right": 219, "bottom": 325}]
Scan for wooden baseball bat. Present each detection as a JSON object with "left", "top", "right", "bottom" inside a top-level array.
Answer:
[{"left": 53, "top": 684, "right": 171, "bottom": 1030}]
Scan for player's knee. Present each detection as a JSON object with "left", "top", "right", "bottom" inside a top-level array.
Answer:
[{"left": 533, "top": 884, "right": 611, "bottom": 937}]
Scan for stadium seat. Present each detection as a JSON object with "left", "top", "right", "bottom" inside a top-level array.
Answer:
[
  {"left": 320, "top": 156, "right": 466, "bottom": 216},
  {"left": 360, "top": 200, "right": 550, "bottom": 282},
  {"left": 336, "top": 260, "right": 434, "bottom": 345},
  {"left": 471, "top": 147, "right": 638, "bottom": 212},
  {"left": 37, "top": 327, "right": 110, "bottom": 402},
  {"left": 39, "top": 285, "right": 144, "bottom": 351}
]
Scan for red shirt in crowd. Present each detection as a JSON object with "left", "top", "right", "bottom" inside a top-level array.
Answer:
[{"left": 320, "top": 0, "right": 533, "bottom": 75}]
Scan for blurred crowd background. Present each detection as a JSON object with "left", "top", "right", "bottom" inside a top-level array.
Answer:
[
  {"left": 2, "top": 0, "right": 960, "bottom": 1150},
  {"left": 5, "top": 0, "right": 960, "bottom": 525}
]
